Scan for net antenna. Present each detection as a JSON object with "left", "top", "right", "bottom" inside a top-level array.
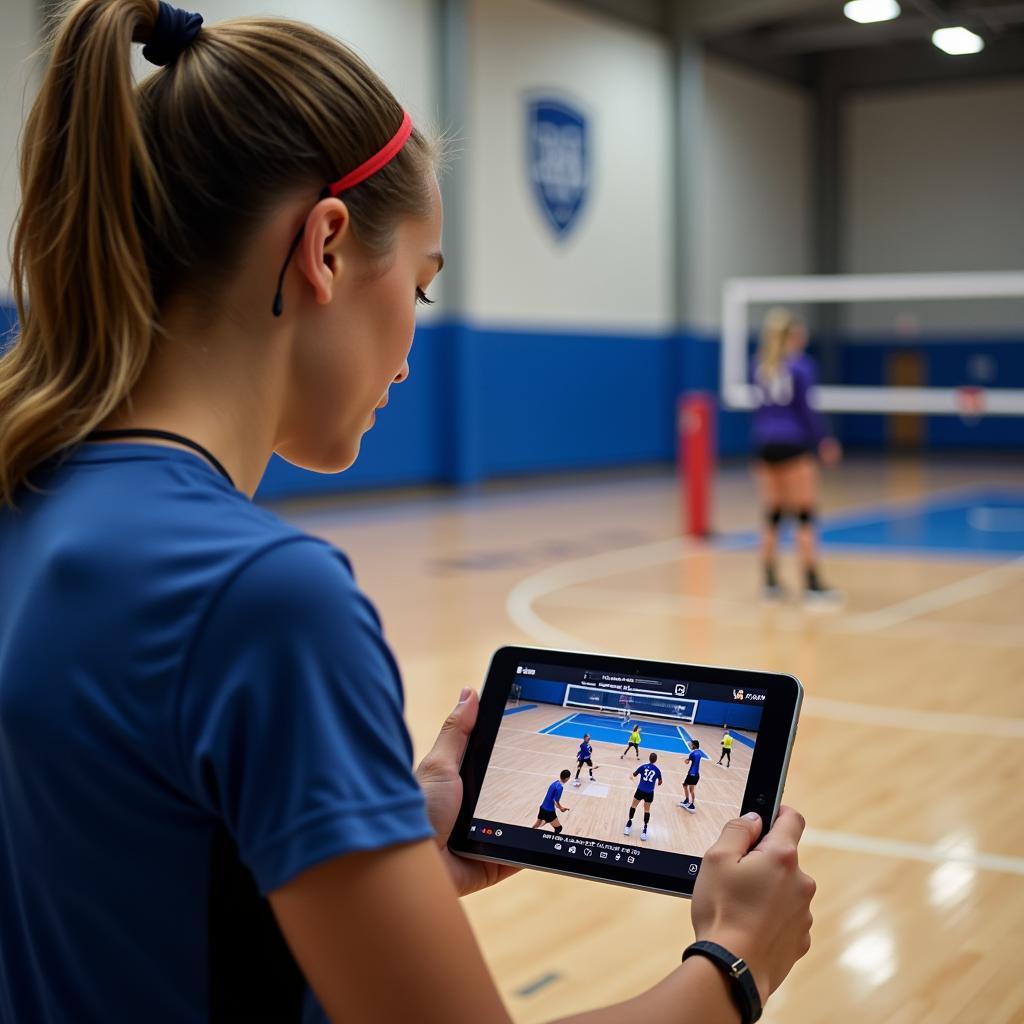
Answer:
[{"left": 721, "top": 271, "right": 1024, "bottom": 415}]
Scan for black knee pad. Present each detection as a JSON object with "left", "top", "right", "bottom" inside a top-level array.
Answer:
[
  {"left": 553, "top": 825, "right": 563, "bottom": 834},
  {"left": 766, "top": 507, "right": 784, "bottom": 527},
  {"left": 797, "top": 508, "right": 815, "bottom": 525}
]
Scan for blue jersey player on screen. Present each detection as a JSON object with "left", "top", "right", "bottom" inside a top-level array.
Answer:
[
  {"left": 573, "top": 733, "right": 599, "bottom": 787},
  {"left": 624, "top": 752, "right": 662, "bottom": 841},
  {"left": 681, "top": 739, "right": 709, "bottom": 813},
  {"left": 532, "top": 770, "right": 572, "bottom": 832}
]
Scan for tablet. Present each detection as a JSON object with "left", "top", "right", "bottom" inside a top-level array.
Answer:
[{"left": 449, "top": 646, "right": 802, "bottom": 898}]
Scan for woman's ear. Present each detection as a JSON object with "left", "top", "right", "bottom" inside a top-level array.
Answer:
[{"left": 297, "top": 197, "right": 351, "bottom": 306}]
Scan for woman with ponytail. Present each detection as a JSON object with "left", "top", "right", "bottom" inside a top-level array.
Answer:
[
  {"left": 0, "top": 3, "right": 814, "bottom": 1020},
  {"left": 752, "top": 308, "right": 842, "bottom": 603}
]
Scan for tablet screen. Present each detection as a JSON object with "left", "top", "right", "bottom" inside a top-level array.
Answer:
[{"left": 464, "top": 656, "right": 768, "bottom": 883}]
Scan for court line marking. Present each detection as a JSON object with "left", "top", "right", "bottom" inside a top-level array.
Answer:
[
  {"left": 803, "top": 827, "right": 1024, "bottom": 877},
  {"left": 538, "top": 713, "right": 579, "bottom": 735},
  {"left": 487, "top": 765, "right": 1024, "bottom": 875},
  {"left": 968, "top": 506, "right": 1024, "bottom": 532},
  {"left": 515, "top": 972, "right": 561, "bottom": 998},
  {"left": 505, "top": 522, "right": 1024, "bottom": 739},
  {"left": 840, "top": 553, "right": 1024, "bottom": 633},
  {"left": 801, "top": 696, "right": 1024, "bottom": 739},
  {"left": 537, "top": 584, "right": 1024, "bottom": 648}
]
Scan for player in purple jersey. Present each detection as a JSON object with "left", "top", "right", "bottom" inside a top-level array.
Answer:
[
  {"left": 751, "top": 309, "right": 842, "bottom": 603},
  {"left": 573, "top": 734, "right": 598, "bottom": 786},
  {"left": 532, "top": 770, "right": 572, "bottom": 832},
  {"left": 680, "top": 740, "right": 709, "bottom": 813},
  {"left": 624, "top": 752, "right": 662, "bottom": 841}
]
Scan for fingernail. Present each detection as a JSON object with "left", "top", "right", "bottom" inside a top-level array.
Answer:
[
  {"left": 744, "top": 811, "right": 762, "bottom": 821},
  {"left": 458, "top": 687, "right": 472, "bottom": 704}
]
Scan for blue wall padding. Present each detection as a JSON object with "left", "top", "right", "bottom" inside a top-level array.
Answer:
[
  {"left": 1, "top": 302, "right": 1019, "bottom": 503},
  {"left": 839, "top": 337, "right": 1024, "bottom": 451},
  {"left": 694, "top": 699, "right": 762, "bottom": 731},
  {"left": 519, "top": 678, "right": 569, "bottom": 705},
  {"left": 257, "top": 324, "right": 757, "bottom": 499},
  {"left": 0, "top": 303, "right": 17, "bottom": 353},
  {"left": 475, "top": 327, "right": 676, "bottom": 476}
]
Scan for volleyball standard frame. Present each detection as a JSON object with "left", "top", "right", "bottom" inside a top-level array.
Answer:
[
  {"left": 720, "top": 271, "right": 1024, "bottom": 416},
  {"left": 562, "top": 683, "right": 698, "bottom": 723}
]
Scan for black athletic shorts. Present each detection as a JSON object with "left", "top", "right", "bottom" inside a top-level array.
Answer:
[
  {"left": 757, "top": 443, "right": 812, "bottom": 465},
  {"left": 537, "top": 806, "right": 557, "bottom": 823},
  {"left": 633, "top": 788, "right": 655, "bottom": 803},
  {"left": 577, "top": 758, "right": 593, "bottom": 767},
  {"left": 684, "top": 774, "right": 700, "bottom": 787},
  {"left": 626, "top": 741, "right": 640, "bottom": 749}
]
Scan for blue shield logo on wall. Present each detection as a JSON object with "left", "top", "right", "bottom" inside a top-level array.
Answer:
[{"left": 527, "top": 97, "right": 590, "bottom": 240}]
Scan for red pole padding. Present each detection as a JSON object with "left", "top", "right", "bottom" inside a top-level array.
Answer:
[{"left": 678, "top": 393, "right": 715, "bottom": 537}]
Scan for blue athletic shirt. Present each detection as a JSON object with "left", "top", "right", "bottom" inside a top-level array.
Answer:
[
  {"left": 0, "top": 443, "right": 433, "bottom": 1023},
  {"left": 577, "top": 742, "right": 592, "bottom": 760},
  {"left": 541, "top": 780, "right": 564, "bottom": 811},
  {"left": 634, "top": 763, "right": 662, "bottom": 793},
  {"left": 687, "top": 749, "right": 709, "bottom": 776}
]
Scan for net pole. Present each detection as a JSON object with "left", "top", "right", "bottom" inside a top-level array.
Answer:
[{"left": 678, "top": 393, "right": 715, "bottom": 537}]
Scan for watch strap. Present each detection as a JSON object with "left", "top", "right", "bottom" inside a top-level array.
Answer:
[{"left": 682, "top": 940, "right": 762, "bottom": 1023}]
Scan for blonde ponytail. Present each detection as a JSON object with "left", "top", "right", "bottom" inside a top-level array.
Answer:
[
  {"left": 1, "top": 0, "right": 163, "bottom": 505},
  {"left": 1, "top": 1, "right": 436, "bottom": 507},
  {"left": 756, "top": 308, "right": 796, "bottom": 381}
]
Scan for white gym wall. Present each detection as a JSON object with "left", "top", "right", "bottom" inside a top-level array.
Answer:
[
  {"left": 465, "top": 0, "right": 674, "bottom": 333},
  {"left": 843, "top": 77, "right": 1024, "bottom": 333}
]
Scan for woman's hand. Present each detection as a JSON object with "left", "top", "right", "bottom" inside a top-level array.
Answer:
[
  {"left": 819, "top": 437, "right": 842, "bottom": 466},
  {"left": 690, "top": 806, "right": 816, "bottom": 1006},
  {"left": 416, "top": 688, "right": 520, "bottom": 897}
]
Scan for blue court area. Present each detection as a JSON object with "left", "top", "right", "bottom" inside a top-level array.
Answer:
[
  {"left": 540, "top": 712, "right": 699, "bottom": 754},
  {"left": 817, "top": 489, "right": 1024, "bottom": 557}
]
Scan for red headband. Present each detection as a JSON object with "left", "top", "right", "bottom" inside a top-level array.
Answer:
[{"left": 328, "top": 111, "right": 413, "bottom": 196}]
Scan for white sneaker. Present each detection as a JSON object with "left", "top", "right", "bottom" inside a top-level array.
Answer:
[
  {"left": 641, "top": 829, "right": 648, "bottom": 841},
  {"left": 573, "top": 780, "right": 581, "bottom": 787},
  {"left": 804, "top": 586, "right": 843, "bottom": 609},
  {"left": 623, "top": 824, "right": 632, "bottom": 836},
  {"left": 684, "top": 803, "right": 696, "bottom": 814}
]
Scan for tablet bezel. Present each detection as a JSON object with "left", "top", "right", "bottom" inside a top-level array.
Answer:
[{"left": 448, "top": 645, "right": 803, "bottom": 898}]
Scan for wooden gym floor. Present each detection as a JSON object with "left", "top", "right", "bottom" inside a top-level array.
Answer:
[{"left": 275, "top": 455, "right": 1024, "bottom": 1024}]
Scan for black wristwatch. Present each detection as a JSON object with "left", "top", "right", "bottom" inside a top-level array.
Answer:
[{"left": 682, "top": 940, "right": 763, "bottom": 1023}]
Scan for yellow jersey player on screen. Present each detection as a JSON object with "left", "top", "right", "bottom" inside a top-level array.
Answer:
[
  {"left": 718, "top": 727, "right": 734, "bottom": 766},
  {"left": 620, "top": 725, "right": 641, "bottom": 760}
]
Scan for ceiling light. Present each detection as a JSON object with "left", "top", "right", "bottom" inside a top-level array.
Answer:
[
  {"left": 844, "top": 0, "right": 901, "bottom": 24},
  {"left": 932, "top": 26, "right": 985, "bottom": 54}
]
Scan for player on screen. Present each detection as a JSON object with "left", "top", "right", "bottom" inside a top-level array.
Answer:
[
  {"left": 573, "top": 734, "right": 598, "bottom": 786},
  {"left": 620, "top": 724, "right": 642, "bottom": 760},
  {"left": 680, "top": 740, "right": 709, "bottom": 812},
  {"left": 718, "top": 727, "right": 733, "bottom": 767},
  {"left": 624, "top": 753, "right": 662, "bottom": 841},
  {"left": 532, "top": 770, "right": 572, "bottom": 833},
  {"left": 751, "top": 308, "right": 842, "bottom": 603}
]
